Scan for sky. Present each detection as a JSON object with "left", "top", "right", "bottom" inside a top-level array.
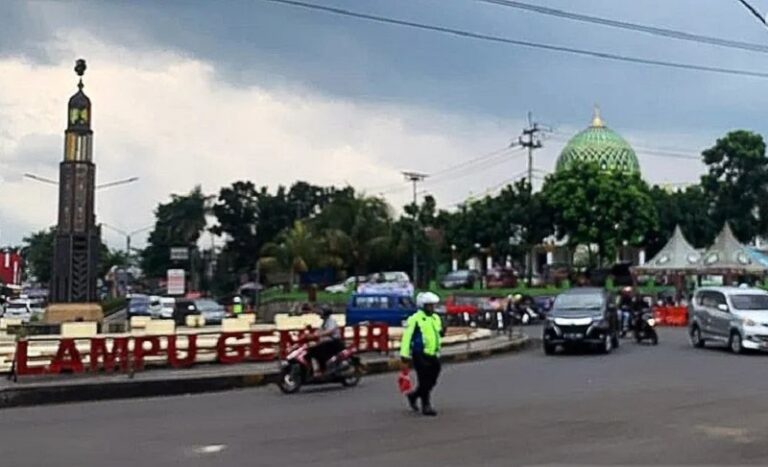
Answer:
[{"left": 2, "top": 0, "right": 768, "bottom": 250}]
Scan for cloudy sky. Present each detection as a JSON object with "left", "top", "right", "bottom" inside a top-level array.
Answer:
[{"left": 2, "top": 0, "right": 768, "bottom": 249}]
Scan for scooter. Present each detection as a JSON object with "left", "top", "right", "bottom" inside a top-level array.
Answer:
[
  {"left": 633, "top": 311, "right": 659, "bottom": 345},
  {"left": 277, "top": 338, "right": 363, "bottom": 394}
]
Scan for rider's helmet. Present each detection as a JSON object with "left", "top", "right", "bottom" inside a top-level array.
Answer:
[
  {"left": 621, "top": 286, "right": 634, "bottom": 297},
  {"left": 319, "top": 304, "right": 333, "bottom": 318},
  {"left": 233, "top": 296, "right": 242, "bottom": 304},
  {"left": 512, "top": 294, "right": 523, "bottom": 303},
  {"left": 416, "top": 291, "right": 440, "bottom": 308}
]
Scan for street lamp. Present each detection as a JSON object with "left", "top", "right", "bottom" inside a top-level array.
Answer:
[{"left": 101, "top": 223, "right": 154, "bottom": 256}]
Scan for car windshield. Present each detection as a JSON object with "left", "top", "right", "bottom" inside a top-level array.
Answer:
[
  {"left": 730, "top": 294, "right": 768, "bottom": 310},
  {"left": 6, "top": 303, "right": 27, "bottom": 310},
  {"left": 195, "top": 299, "right": 221, "bottom": 311},
  {"left": 551, "top": 293, "right": 604, "bottom": 316},
  {"left": 446, "top": 271, "right": 469, "bottom": 279}
]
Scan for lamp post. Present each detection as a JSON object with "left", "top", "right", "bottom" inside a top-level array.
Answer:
[
  {"left": 24, "top": 173, "right": 140, "bottom": 190},
  {"left": 101, "top": 223, "right": 153, "bottom": 258},
  {"left": 451, "top": 244, "right": 458, "bottom": 272}
]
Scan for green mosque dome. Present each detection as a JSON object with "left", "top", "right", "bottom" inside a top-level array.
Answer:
[{"left": 556, "top": 108, "right": 640, "bottom": 175}]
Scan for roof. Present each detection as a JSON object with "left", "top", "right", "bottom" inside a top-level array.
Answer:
[
  {"left": 633, "top": 225, "right": 700, "bottom": 274},
  {"left": 556, "top": 108, "right": 640, "bottom": 175},
  {"left": 699, "top": 224, "right": 768, "bottom": 274},
  {"left": 695, "top": 286, "right": 768, "bottom": 295}
]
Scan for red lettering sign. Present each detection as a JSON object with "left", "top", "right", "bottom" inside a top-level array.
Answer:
[
  {"left": 48, "top": 339, "right": 84, "bottom": 373},
  {"left": 168, "top": 335, "right": 198, "bottom": 368},
  {"left": 132, "top": 336, "right": 161, "bottom": 371},
  {"left": 216, "top": 332, "right": 247, "bottom": 364},
  {"left": 90, "top": 337, "right": 129, "bottom": 372},
  {"left": 248, "top": 331, "right": 277, "bottom": 361},
  {"left": 14, "top": 340, "right": 44, "bottom": 375}
]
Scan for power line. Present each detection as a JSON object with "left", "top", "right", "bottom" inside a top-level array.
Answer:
[
  {"left": 478, "top": 0, "right": 768, "bottom": 54},
  {"left": 736, "top": 0, "right": 767, "bottom": 27},
  {"left": 264, "top": 0, "right": 768, "bottom": 80}
]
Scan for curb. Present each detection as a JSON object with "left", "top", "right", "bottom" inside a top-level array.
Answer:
[{"left": 0, "top": 336, "right": 529, "bottom": 409}]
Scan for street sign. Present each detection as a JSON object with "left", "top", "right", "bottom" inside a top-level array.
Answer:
[
  {"left": 170, "top": 247, "right": 189, "bottom": 261},
  {"left": 167, "top": 269, "right": 185, "bottom": 296}
]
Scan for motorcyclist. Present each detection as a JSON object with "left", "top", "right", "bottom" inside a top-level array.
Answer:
[
  {"left": 308, "top": 305, "right": 343, "bottom": 375},
  {"left": 618, "top": 287, "right": 635, "bottom": 333}
]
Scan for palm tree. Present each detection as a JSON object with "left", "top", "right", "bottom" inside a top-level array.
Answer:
[{"left": 259, "top": 220, "right": 339, "bottom": 290}]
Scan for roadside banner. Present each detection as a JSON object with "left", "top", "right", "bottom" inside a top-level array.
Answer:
[{"left": 167, "top": 269, "right": 186, "bottom": 296}]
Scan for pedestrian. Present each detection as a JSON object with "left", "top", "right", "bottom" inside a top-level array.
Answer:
[
  {"left": 232, "top": 296, "right": 243, "bottom": 316},
  {"left": 400, "top": 291, "right": 444, "bottom": 416}
]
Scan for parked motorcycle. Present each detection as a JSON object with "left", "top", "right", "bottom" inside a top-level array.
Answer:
[
  {"left": 277, "top": 338, "right": 363, "bottom": 394},
  {"left": 633, "top": 311, "right": 659, "bottom": 345}
]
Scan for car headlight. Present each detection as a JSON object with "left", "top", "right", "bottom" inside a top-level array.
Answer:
[{"left": 743, "top": 318, "right": 757, "bottom": 327}]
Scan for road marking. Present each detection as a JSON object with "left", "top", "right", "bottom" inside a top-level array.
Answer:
[
  {"left": 193, "top": 444, "right": 227, "bottom": 455},
  {"left": 694, "top": 425, "right": 753, "bottom": 443}
]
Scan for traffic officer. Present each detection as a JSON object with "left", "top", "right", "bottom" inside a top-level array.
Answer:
[
  {"left": 400, "top": 291, "right": 445, "bottom": 416},
  {"left": 232, "top": 296, "right": 243, "bottom": 316}
]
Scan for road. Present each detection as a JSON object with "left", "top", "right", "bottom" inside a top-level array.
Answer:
[{"left": 4, "top": 327, "right": 768, "bottom": 466}]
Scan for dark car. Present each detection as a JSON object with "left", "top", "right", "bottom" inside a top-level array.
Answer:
[
  {"left": 542, "top": 288, "right": 619, "bottom": 355},
  {"left": 171, "top": 298, "right": 226, "bottom": 326},
  {"left": 127, "top": 294, "right": 151, "bottom": 318},
  {"left": 486, "top": 268, "right": 518, "bottom": 289},
  {"left": 439, "top": 270, "right": 479, "bottom": 289}
]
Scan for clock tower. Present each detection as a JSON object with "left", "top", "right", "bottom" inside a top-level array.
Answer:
[{"left": 49, "top": 59, "right": 101, "bottom": 305}]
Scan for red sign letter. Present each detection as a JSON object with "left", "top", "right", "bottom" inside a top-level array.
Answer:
[
  {"left": 168, "top": 335, "right": 197, "bottom": 368},
  {"left": 14, "top": 340, "right": 45, "bottom": 375},
  {"left": 132, "top": 336, "right": 161, "bottom": 371},
  {"left": 49, "top": 339, "right": 85, "bottom": 374},
  {"left": 217, "top": 332, "right": 246, "bottom": 364},
  {"left": 248, "top": 331, "right": 277, "bottom": 361},
  {"left": 90, "top": 337, "right": 129, "bottom": 372}
]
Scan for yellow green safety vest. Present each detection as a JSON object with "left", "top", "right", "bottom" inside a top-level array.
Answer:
[{"left": 400, "top": 310, "right": 442, "bottom": 358}]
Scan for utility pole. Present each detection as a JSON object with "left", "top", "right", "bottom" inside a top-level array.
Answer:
[
  {"left": 517, "top": 112, "right": 546, "bottom": 286},
  {"left": 402, "top": 171, "right": 428, "bottom": 288}
]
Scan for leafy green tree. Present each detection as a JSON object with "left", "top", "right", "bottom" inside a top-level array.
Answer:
[
  {"left": 259, "top": 220, "right": 336, "bottom": 289},
  {"left": 21, "top": 228, "right": 56, "bottom": 283},
  {"left": 540, "top": 163, "right": 658, "bottom": 266},
  {"left": 314, "top": 195, "right": 393, "bottom": 275},
  {"left": 211, "top": 181, "right": 260, "bottom": 275},
  {"left": 701, "top": 130, "right": 768, "bottom": 242},
  {"left": 141, "top": 186, "right": 209, "bottom": 279},
  {"left": 646, "top": 185, "right": 716, "bottom": 255}
]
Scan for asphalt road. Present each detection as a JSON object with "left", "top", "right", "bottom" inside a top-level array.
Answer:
[{"left": 4, "top": 327, "right": 768, "bottom": 466}]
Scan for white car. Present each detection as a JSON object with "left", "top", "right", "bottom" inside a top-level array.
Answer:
[
  {"left": 159, "top": 297, "right": 176, "bottom": 319},
  {"left": 325, "top": 276, "right": 366, "bottom": 294},
  {"left": 4, "top": 300, "right": 32, "bottom": 322}
]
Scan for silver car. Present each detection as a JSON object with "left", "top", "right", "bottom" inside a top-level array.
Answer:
[{"left": 689, "top": 286, "right": 768, "bottom": 353}]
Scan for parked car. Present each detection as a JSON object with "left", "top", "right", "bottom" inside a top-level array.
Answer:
[
  {"left": 346, "top": 293, "right": 417, "bottom": 326},
  {"left": 325, "top": 276, "right": 367, "bottom": 294},
  {"left": 689, "top": 286, "right": 768, "bottom": 354},
  {"left": 444, "top": 295, "right": 482, "bottom": 324},
  {"left": 542, "top": 287, "right": 620, "bottom": 355},
  {"left": 3, "top": 300, "right": 32, "bottom": 322},
  {"left": 127, "top": 294, "right": 152, "bottom": 318},
  {"left": 439, "top": 270, "right": 480, "bottom": 289},
  {"left": 159, "top": 297, "right": 176, "bottom": 319},
  {"left": 193, "top": 298, "right": 227, "bottom": 325},
  {"left": 148, "top": 295, "right": 163, "bottom": 318},
  {"left": 486, "top": 268, "right": 518, "bottom": 289}
]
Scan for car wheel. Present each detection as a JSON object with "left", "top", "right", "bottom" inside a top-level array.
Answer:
[
  {"left": 690, "top": 325, "right": 705, "bottom": 348},
  {"left": 729, "top": 331, "right": 744, "bottom": 354},
  {"left": 543, "top": 343, "right": 556, "bottom": 355}
]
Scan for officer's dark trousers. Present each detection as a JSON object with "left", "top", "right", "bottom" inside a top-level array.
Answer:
[{"left": 412, "top": 353, "right": 441, "bottom": 406}]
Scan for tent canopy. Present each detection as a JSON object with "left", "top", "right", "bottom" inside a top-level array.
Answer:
[
  {"left": 633, "top": 225, "right": 700, "bottom": 274},
  {"left": 698, "top": 223, "right": 767, "bottom": 274}
]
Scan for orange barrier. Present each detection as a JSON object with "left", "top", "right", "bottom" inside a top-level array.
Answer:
[{"left": 652, "top": 306, "right": 688, "bottom": 327}]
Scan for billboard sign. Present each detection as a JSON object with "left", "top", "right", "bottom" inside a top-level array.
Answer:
[{"left": 167, "top": 269, "right": 185, "bottom": 296}]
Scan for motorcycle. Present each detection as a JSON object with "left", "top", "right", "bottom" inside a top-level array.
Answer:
[
  {"left": 633, "top": 311, "right": 659, "bottom": 345},
  {"left": 277, "top": 337, "right": 363, "bottom": 394}
]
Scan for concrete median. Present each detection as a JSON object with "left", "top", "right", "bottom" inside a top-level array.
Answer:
[{"left": 0, "top": 333, "right": 529, "bottom": 409}]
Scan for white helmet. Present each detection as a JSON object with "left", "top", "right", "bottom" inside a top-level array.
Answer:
[
  {"left": 416, "top": 291, "right": 440, "bottom": 308},
  {"left": 233, "top": 296, "right": 242, "bottom": 303}
]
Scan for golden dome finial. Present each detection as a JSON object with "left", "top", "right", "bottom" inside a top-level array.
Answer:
[{"left": 591, "top": 104, "right": 604, "bottom": 128}]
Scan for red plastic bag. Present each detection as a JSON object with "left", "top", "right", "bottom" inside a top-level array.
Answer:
[{"left": 397, "top": 369, "right": 413, "bottom": 394}]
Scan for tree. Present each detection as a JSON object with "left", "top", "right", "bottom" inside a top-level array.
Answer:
[
  {"left": 258, "top": 220, "right": 334, "bottom": 289},
  {"left": 540, "top": 163, "right": 658, "bottom": 266},
  {"left": 211, "top": 181, "right": 260, "bottom": 275},
  {"left": 646, "top": 185, "right": 716, "bottom": 256},
  {"left": 701, "top": 130, "right": 768, "bottom": 242},
  {"left": 141, "top": 186, "right": 209, "bottom": 279},
  {"left": 312, "top": 195, "right": 393, "bottom": 275},
  {"left": 21, "top": 228, "right": 55, "bottom": 283}
]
